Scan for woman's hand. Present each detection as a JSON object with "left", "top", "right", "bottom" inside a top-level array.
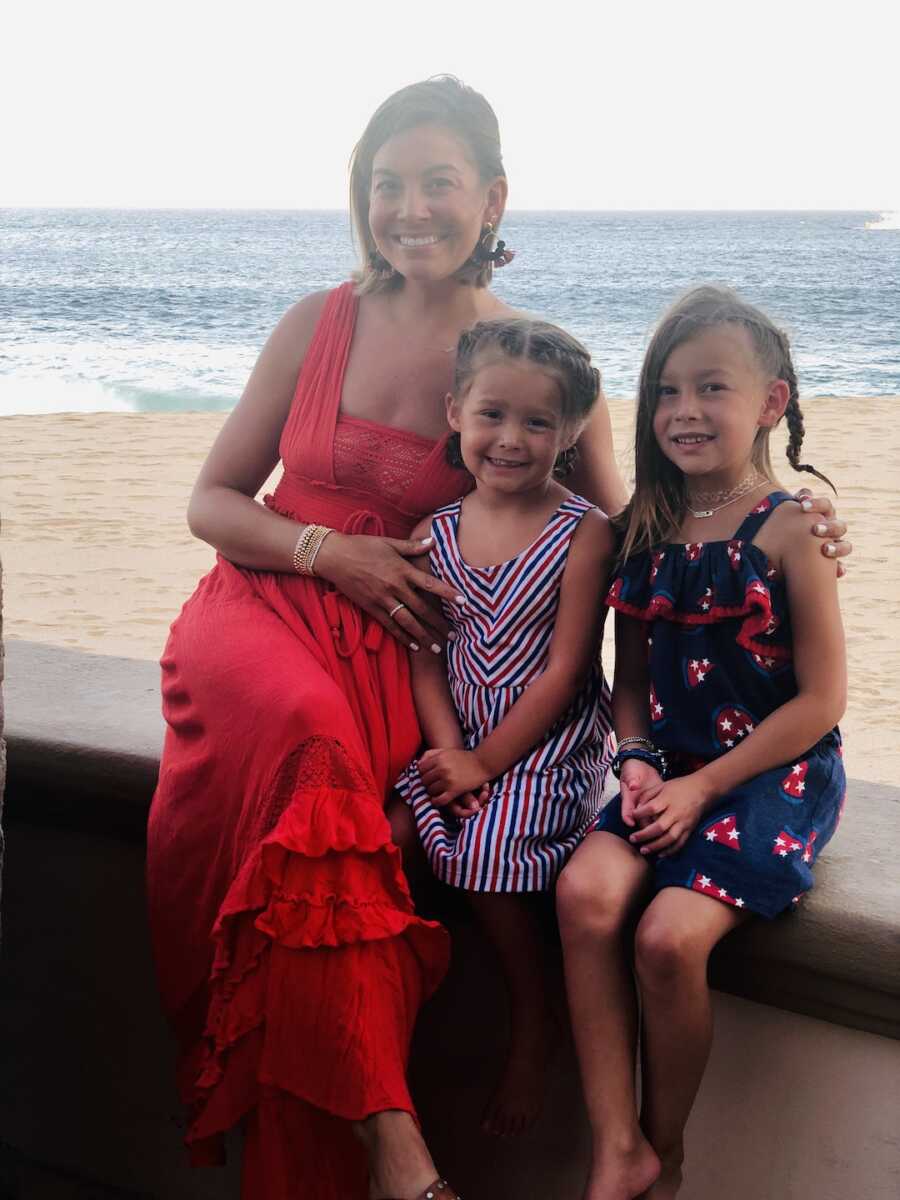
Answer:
[
  {"left": 618, "top": 758, "right": 664, "bottom": 828},
  {"left": 796, "top": 488, "right": 851, "bottom": 577},
  {"left": 314, "top": 531, "right": 464, "bottom": 651},
  {"left": 418, "top": 747, "right": 491, "bottom": 813},
  {"left": 629, "top": 775, "right": 715, "bottom": 858}
]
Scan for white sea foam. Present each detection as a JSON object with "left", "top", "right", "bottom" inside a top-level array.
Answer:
[{"left": 864, "top": 211, "right": 900, "bottom": 230}]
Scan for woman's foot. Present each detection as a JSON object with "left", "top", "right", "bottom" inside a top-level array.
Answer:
[
  {"left": 354, "top": 1110, "right": 440, "bottom": 1200},
  {"left": 481, "top": 1008, "right": 560, "bottom": 1137},
  {"left": 584, "top": 1133, "right": 660, "bottom": 1200}
]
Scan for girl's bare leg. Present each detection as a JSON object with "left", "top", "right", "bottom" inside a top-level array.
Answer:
[
  {"left": 386, "top": 794, "right": 429, "bottom": 890},
  {"left": 634, "top": 888, "right": 747, "bottom": 1199},
  {"left": 463, "top": 890, "right": 560, "bottom": 1137},
  {"left": 556, "top": 832, "right": 660, "bottom": 1200}
]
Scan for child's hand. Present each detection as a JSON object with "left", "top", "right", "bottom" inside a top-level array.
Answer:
[
  {"left": 629, "top": 776, "right": 713, "bottom": 858},
  {"left": 618, "top": 758, "right": 664, "bottom": 828},
  {"left": 448, "top": 784, "right": 491, "bottom": 821},
  {"left": 418, "top": 748, "right": 490, "bottom": 809}
]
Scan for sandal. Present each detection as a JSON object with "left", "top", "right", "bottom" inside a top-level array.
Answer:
[{"left": 381, "top": 1180, "right": 461, "bottom": 1200}]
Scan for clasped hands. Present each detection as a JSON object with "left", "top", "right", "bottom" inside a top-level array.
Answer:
[
  {"left": 619, "top": 759, "right": 717, "bottom": 859},
  {"left": 417, "top": 747, "right": 491, "bottom": 820}
]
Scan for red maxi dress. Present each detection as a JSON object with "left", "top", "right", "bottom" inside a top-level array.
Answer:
[{"left": 146, "top": 282, "right": 470, "bottom": 1198}]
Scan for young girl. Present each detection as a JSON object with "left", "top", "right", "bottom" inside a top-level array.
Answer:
[
  {"left": 556, "top": 286, "right": 846, "bottom": 1200},
  {"left": 393, "top": 317, "right": 616, "bottom": 1137}
]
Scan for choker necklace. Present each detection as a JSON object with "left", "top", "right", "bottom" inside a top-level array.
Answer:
[{"left": 688, "top": 471, "right": 767, "bottom": 519}]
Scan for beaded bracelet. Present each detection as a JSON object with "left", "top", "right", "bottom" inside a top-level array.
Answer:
[
  {"left": 616, "top": 735, "right": 655, "bottom": 753},
  {"left": 292, "top": 524, "right": 334, "bottom": 576},
  {"left": 611, "top": 746, "right": 668, "bottom": 780}
]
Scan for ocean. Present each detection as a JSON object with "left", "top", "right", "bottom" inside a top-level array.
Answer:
[{"left": 1, "top": 208, "right": 897, "bottom": 416}]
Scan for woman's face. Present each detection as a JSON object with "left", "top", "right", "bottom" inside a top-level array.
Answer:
[{"left": 368, "top": 122, "right": 506, "bottom": 284}]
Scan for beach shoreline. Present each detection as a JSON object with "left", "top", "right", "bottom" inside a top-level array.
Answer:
[{"left": 2, "top": 400, "right": 898, "bottom": 786}]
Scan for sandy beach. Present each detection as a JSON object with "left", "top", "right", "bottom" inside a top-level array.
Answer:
[{"left": 1, "top": 398, "right": 898, "bottom": 786}]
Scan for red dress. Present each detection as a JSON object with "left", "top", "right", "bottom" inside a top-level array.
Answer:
[{"left": 146, "top": 283, "right": 470, "bottom": 1198}]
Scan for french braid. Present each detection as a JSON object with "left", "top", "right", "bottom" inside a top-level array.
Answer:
[{"left": 446, "top": 318, "right": 601, "bottom": 474}]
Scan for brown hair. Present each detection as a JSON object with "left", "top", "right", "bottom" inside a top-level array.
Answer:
[
  {"left": 618, "top": 285, "right": 835, "bottom": 560},
  {"left": 446, "top": 318, "right": 601, "bottom": 476},
  {"left": 349, "top": 76, "right": 506, "bottom": 296}
]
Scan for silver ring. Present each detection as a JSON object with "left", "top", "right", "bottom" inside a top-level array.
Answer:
[{"left": 388, "top": 602, "right": 407, "bottom": 619}]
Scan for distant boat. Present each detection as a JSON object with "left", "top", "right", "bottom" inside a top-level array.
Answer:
[{"left": 864, "top": 211, "right": 900, "bottom": 230}]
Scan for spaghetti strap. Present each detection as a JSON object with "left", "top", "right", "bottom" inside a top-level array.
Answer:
[{"left": 733, "top": 490, "right": 793, "bottom": 543}]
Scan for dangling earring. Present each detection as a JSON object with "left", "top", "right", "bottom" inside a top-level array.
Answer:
[
  {"left": 473, "top": 222, "right": 515, "bottom": 268},
  {"left": 554, "top": 445, "right": 578, "bottom": 477},
  {"left": 368, "top": 248, "right": 394, "bottom": 278}
]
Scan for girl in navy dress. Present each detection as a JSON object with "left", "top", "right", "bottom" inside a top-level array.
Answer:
[
  {"left": 394, "top": 318, "right": 616, "bottom": 1136},
  {"left": 556, "top": 286, "right": 846, "bottom": 1200}
]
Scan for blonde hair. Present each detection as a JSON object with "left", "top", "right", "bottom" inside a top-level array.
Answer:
[
  {"left": 348, "top": 76, "right": 506, "bottom": 296},
  {"left": 618, "top": 285, "right": 834, "bottom": 561}
]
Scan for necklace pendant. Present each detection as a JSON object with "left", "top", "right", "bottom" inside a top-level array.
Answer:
[{"left": 693, "top": 508, "right": 714, "bottom": 519}]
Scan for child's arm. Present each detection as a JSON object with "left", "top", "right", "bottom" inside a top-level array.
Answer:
[
  {"left": 611, "top": 611, "right": 665, "bottom": 827},
  {"left": 632, "top": 502, "right": 846, "bottom": 857},
  {"left": 405, "top": 517, "right": 484, "bottom": 820},
  {"left": 417, "top": 509, "right": 615, "bottom": 807}
]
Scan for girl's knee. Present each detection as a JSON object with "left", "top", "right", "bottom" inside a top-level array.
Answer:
[
  {"left": 556, "top": 857, "right": 629, "bottom": 941},
  {"left": 634, "top": 909, "right": 708, "bottom": 988}
]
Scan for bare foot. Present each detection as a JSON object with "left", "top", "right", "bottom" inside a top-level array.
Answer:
[
  {"left": 639, "top": 1157, "right": 683, "bottom": 1200},
  {"left": 354, "top": 1110, "right": 439, "bottom": 1200},
  {"left": 585, "top": 1135, "right": 661, "bottom": 1200},
  {"left": 481, "top": 1011, "right": 560, "bottom": 1137}
]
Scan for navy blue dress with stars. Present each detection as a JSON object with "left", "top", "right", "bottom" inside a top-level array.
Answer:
[{"left": 598, "top": 491, "right": 845, "bottom": 918}]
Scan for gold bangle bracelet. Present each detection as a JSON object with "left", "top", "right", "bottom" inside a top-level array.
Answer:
[{"left": 292, "top": 524, "right": 334, "bottom": 576}]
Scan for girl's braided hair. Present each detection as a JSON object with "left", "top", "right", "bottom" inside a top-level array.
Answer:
[
  {"left": 445, "top": 317, "right": 601, "bottom": 476},
  {"left": 618, "top": 285, "right": 835, "bottom": 560}
]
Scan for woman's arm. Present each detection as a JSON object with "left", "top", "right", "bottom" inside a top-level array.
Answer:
[
  {"left": 631, "top": 503, "right": 846, "bottom": 856},
  {"left": 568, "top": 401, "right": 630, "bottom": 516},
  {"left": 418, "top": 509, "right": 615, "bottom": 804},
  {"left": 186, "top": 292, "right": 464, "bottom": 649}
]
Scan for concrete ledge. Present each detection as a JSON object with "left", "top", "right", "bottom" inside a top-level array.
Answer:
[{"left": 4, "top": 638, "right": 899, "bottom": 1038}]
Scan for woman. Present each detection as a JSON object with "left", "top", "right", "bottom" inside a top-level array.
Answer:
[{"left": 146, "top": 76, "right": 849, "bottom": 1200}]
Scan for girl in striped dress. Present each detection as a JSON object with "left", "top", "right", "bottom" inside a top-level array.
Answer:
[{"left": 394, "top": 317, "right": 616, "bottom": 1137}]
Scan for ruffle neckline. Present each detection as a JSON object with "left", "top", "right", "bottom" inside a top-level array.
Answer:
[{"left": 607, "top": 533, "right": 791, "bottom": 664}]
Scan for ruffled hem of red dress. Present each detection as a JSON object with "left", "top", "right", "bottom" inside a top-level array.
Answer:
[{"left": 180, "top": 736, "right": 450, "bottom": 1155}]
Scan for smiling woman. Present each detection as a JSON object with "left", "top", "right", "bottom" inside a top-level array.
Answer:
[{"left": 144, "top": 76, "right": 851, "bottom": 1200}]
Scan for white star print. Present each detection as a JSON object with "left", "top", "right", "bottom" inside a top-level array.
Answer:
[
  {"left": 735, "top": 898, "right": 745, "bottom": 908},
  {"left": 653, "top": 704, "right": 663, "bottom": 718},
  {"left": 725, "top": 739, "right": 735, "bottom": 748},
  {"left": 774, "top": 836, "right": 785, "bottom": 846},
  {"left": 696, "top": 670, "right": 706, "bottom": 682},
  {"left": 797, "top": 781, "right": 805, "bottom": 792},
  {"left": 699, "top": 876, "right": 711, "bottom": 888},
  {"left": 720, "top": 718, "right": 733, "bottom": 731},
  {"left": 691, "top": 660, "right": 699, "bottom": 670},
  {"left": 701, "top": 601, "right": 710, "bottom": 611},
  {"left": 702, "top": 658, "right": 710, "bottom": 667},
  {"left": 727, "top": 829, "right": 740, "bottom": 840},
  {"left": 779, "top": 850, "right": 788, "bottom": 857},
  {"left": 792, "top": 765, "right": 803, "bottom": 775},
  {"left": 746, "top": 723, "right": 754, "bottom": 733},
  {"left": 706, "top": 831, "right": 716, "bottom": 841},
  {"left": 718, "top": 888, "right": 728, "bottom": 897}
]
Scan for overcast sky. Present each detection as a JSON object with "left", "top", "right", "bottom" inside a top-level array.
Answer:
[{"left": 4, "top": 1, "right": 897, "bottom": 211}]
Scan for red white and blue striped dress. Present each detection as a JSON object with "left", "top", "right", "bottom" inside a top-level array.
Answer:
[{"left": 395, "top": 494, "right": 613, "bottom": 893}]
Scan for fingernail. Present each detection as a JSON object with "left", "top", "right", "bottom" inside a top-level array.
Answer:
[
  {"left": 448, "top": 630, "right": 457, "bottom": 640},
  {"left": 455, "top": 594, "right": 466, "bottom": 605},
  {"left": 814, "top": 523, "right": 827, "bottom": 535},
  {"left": 825, "top": 544, "right": 837, "bottom": 556},
  {"left": 431, "top": 643, "right": 441, "bottom": 654},
  {"left": 410, "top": 642, "right": 420, "bottom": 652},
  {"left": 801, "top": 499, "right": 812, "bottom": 511},
  {"left": 420, "top": 536, "right": 433, "bottom": 545}
]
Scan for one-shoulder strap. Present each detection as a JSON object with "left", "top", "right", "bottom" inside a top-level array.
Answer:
[
  {"left": 733, "top": 490, "right": 793, "bottom": 542},
  {"left": 279, "top": 282, "right": 358, "bottom": 482}
]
